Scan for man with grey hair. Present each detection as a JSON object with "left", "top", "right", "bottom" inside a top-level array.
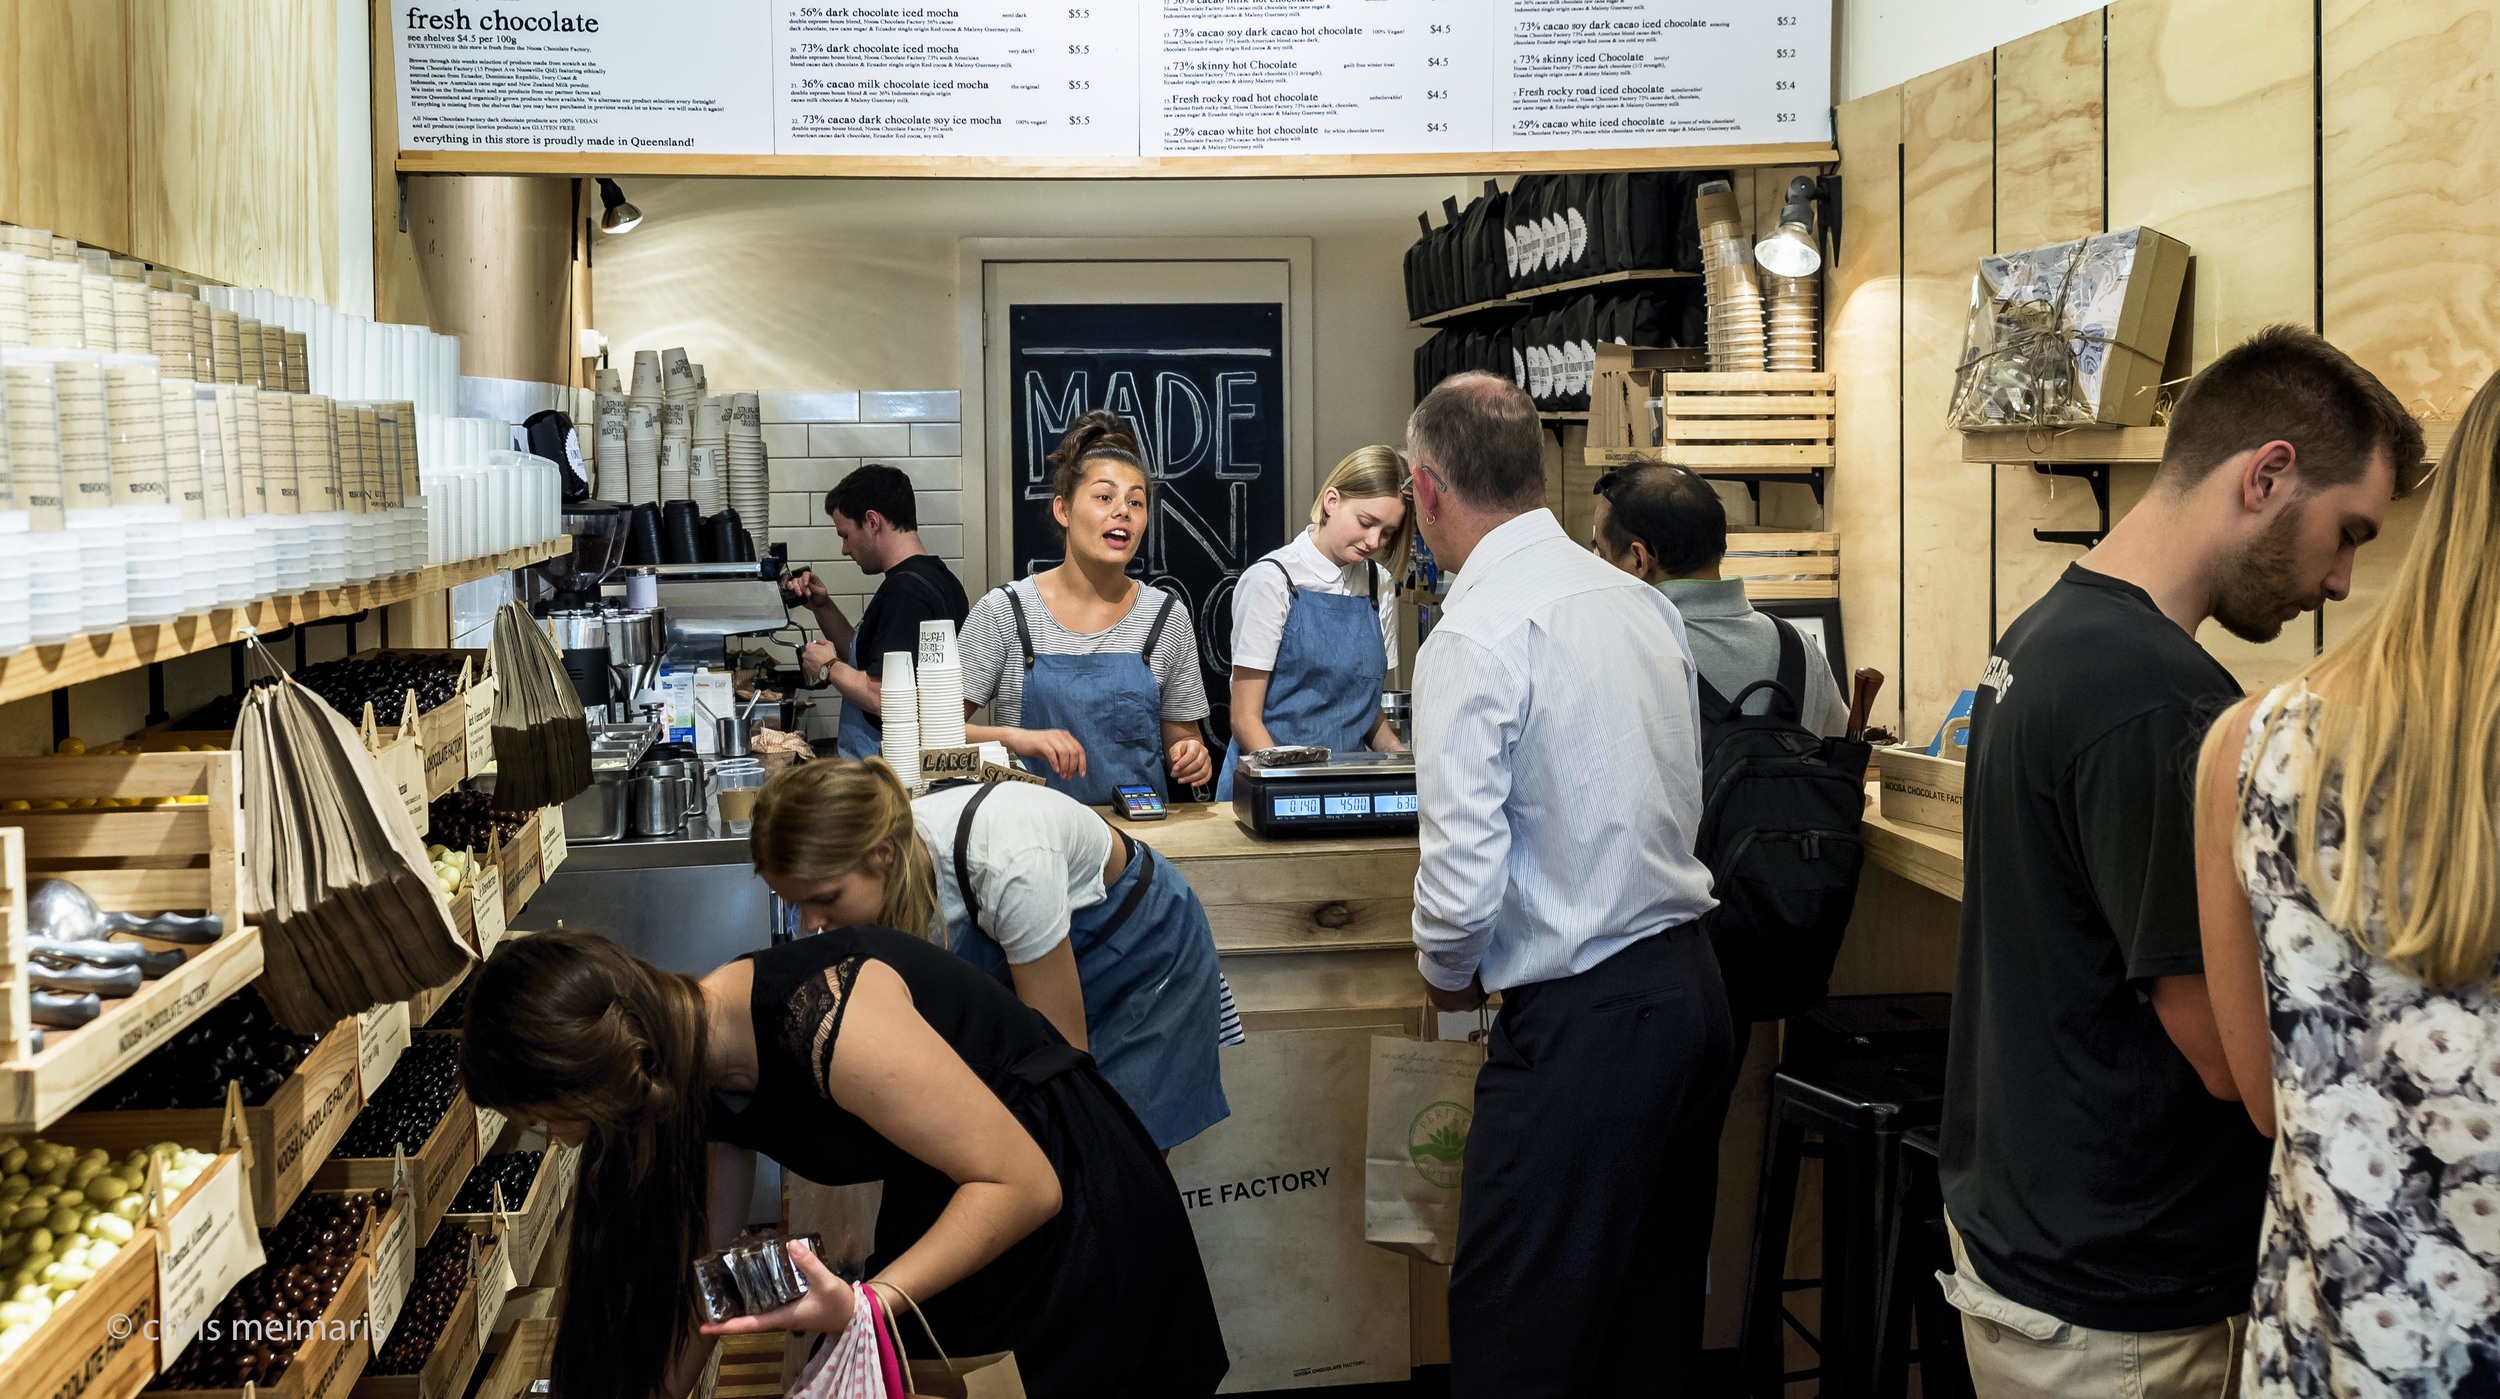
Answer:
[{"left": 1407, "top": 371, "right": 1736, "bottom": 1393}]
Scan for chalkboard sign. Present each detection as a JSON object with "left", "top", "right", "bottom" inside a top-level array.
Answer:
[{"left": 1008, "top": 302, "right": 1288, "bottom": 749}]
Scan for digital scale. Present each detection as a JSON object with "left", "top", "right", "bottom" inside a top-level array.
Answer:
[{"left": 1231, "top": 752, "right": 1420, "bottom": 837}]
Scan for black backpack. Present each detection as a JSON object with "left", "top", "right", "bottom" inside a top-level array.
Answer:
[{"left": 1692, "top": 619, "right": 1870, "bottom": 1021}]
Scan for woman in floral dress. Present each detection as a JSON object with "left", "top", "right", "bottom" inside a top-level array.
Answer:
[{"left": 2195, "top": 371, "right": 2500, "bottom": 1397}]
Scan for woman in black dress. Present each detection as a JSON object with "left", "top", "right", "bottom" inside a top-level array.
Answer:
[{"left": 458, "top": 927, "right": 1227, "bottom": 1399}]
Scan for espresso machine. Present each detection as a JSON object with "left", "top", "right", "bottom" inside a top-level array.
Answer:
[{"left": 532, "top": 502, "right": 670, "bottom": 722}]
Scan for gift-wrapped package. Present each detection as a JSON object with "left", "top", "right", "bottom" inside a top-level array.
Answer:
[{"left": 1950, "top": 225, "right": 2189, "bottom": 429}]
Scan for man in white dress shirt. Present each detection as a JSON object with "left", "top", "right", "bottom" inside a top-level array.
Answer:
[{"left": 1407, "top": 371, "right": 1738, "bottom": 1395}]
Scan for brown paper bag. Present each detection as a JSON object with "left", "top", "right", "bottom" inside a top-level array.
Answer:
[
  {"left": 1364, "top": 1034, "right": 1487, "bottom": 1266},
  {"left": 906, "top": 1353, "right": 1025, "bottom": 1398}
]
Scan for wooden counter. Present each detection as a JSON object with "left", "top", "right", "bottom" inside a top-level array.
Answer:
[{"left": 1128, "top": 804, "right": 1425, "bottom": 1016}]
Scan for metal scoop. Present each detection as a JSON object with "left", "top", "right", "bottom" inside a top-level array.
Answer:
[{"left": 27, "top": 879, "right": 224, "bottom": 945}]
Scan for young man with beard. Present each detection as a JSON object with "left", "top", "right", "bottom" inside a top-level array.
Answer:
[{"left": 1940, "top": 325, "right": 2421, "bottom": 1397}]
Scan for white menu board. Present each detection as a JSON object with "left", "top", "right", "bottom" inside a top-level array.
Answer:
[
  {"left": 774, "top": 1, "right": 1140, "bottom": 155},
  {"left": 1143, "top": 0, "right": 1493, "bottom": 156},
  {"left": 398, "top": 2, "right": 774, "bottom": 154},
  {"left": 393, "top": 0, "right": 1828, "bottom": 160}
]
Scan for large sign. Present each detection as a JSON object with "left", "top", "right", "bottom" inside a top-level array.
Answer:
[{"left": 392, "top": 1, "right": 1832, "bottom": 161}]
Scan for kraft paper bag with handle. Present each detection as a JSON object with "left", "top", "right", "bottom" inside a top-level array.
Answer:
[
  {"left": 1364, "top": 1033, "right": 1488, "bottom": 1266},
  {"left": 879, "top": 1283, "right": 1028, "bottom": 1399}
]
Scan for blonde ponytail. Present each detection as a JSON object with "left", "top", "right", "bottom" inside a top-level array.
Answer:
[{"left": 750, "top": 759, "right": 941, "bottom": 941}]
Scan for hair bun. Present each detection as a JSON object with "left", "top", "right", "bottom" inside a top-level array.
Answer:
[{"left": 1049, "top": 409, "right": 1142, "bottom": 471}]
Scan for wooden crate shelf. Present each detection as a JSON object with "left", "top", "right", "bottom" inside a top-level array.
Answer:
[
  {"left": 0, "top": 539, "right": 568, "bottom": 708},
  {"left": 0, "top": 748, "right": 261, "bottom": 1129},
  {"left": 1724, "top": 530, "right": 1841, "bottom": 600},
  {"left": 1591, "top": 363, "right": 1836, "bottom": 472},
  {"left": 1960, "top": 419, "right": 2457, "bottom": 467}
]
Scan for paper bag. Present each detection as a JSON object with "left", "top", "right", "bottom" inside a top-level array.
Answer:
[
  {"left": 1364, "top": 1035, "right": 1487, "bottom": 1266},
  {"left": 907, "top": 1353, "right": 1026, "bottom": 1398}
]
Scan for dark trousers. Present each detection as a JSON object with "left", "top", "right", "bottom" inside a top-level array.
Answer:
[{"left": 1449, "top": 926, "right": 1739, "bottom": 1398}]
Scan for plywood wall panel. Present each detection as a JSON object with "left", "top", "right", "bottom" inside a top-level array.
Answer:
[
  {"left": 1991, "top": 12, "right": 2108, "bottom": 637},
  {"left": 2107, "top": 0, "right": 2317, "bottom": 688},
  {"left": 0, "top": 0, "right": 132, "bottom": 252},
  {"left": 128, "top": 0, "right": 339, "bottom": 302},
  {"left": 2319, "top": 0, "right": 2500, "bottom": 648},
  {"left": 1829, "top": 89, "right": 1906, "bottom": 739},
  {"left": 1899, "top": 54, "right": 1997, "bottom": 744}
]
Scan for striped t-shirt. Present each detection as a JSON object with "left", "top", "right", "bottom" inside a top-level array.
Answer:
[{"left": 960, "top": 576, "right": 1212, "bottom": 730}]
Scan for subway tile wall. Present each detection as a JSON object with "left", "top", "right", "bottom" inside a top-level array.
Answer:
[{"left": 762, "top": 391, "right": 966, "bottom": 695}]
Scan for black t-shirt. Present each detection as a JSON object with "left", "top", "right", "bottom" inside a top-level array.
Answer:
[
  {"left": 1940, "top": 564, "right": 2273, "bottom": 1333},
  {"left": 852, "top": 554, "right": 970, "bottom": 731}
]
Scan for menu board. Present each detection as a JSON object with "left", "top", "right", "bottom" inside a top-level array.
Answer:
[{"left": 394, "top": 1, "right": 1828, "bottom": 161}]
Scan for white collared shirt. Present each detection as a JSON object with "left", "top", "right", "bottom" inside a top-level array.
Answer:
[
  {"left": 1411, "top": 509, "right": 1714, "bottom": 993},
  {"left": 1229, "top": 527, "right": 1399, "bottom": 672}
]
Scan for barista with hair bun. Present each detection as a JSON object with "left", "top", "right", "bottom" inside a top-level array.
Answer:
[{"left": 958, "top": 411, "right": 1215, "bottom": 804}]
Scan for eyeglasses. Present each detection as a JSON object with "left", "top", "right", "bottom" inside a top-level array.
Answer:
[{"left": 1414, "top": 462, "right": 1451, "bottom": 495}]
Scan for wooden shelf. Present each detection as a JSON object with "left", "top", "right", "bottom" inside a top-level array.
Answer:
[
  {"left": 1518, "top": 266, "right": 1699, "bottom": 299},
  {"left": 0, "top": 926, "right": 265, "bottom": 1132},
  {"left": 1410, "top": 267, "right": 1702, "bottom": 327},
  {"left": 1410, "top": 295, "right": 1522, "bottom": 329},
  {"left": 1961, "top": 420, "right": 2456, "bottom": 466},
  {"left": 1539, "top": 411, "right": 1590, "bottom": 422},
  {"left": 0, "top": 538, "right": 570, "bottom": 707}
]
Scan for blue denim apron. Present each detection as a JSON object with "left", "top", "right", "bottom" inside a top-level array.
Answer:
[
  {"left": 1003, "top": 585, "right": 1179, "bottom": 807},
  {"left": 1215, "top": 558, "right": 1389, "bottom": 800},
  {"left": 945, "top": 782, "right": 1229, "bottom": 1149}
]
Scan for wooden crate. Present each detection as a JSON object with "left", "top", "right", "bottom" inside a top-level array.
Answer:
[
  {"left": 342, "top": 1185, "right": 416, "bottom": 1371},
  {"left": 0, "top": 827, "right": 23, "bottom": 1065},
  {"left": 361, "top": 697, "right": 430, "bottom": 840},
  {"left": 444, "top": 1144, "right": 578, "bottom": 1286},
  {"left": 1877, "top": 719, "right": 1969, "bottom": 834},
  {"left": 0, "top": 1218, "right": 162, "bottom": 1399},
  {"left": 314, "top": 1088, "right": 480, "bottom": 1248},
  {"left": 1722, "top": 530, "right": 1841, "bottom": 601},
  {"left": 58, "top": 1022, "right": 365, "bottom": 1224},
  {"left": 409, "top": 964, "right": 470, "bottom": 1034},
  {"left": 1590, "top": 366, "right": 1837, "bottom": 473},
  {"left": 348, "top": 652, "right": 487, "bottom": 802},
  {"left": 156, "top": 1252, "right": 372, "bottom": 1399},
  {"left": 473, "top": 1316, "right": 553, "bottom": 1399},
  {"left": 0, "top": 751, "right": 260, "bottom": 1118},
  {"left": 352, "top": 1269, "right": 479, "bottom": 1399},
  {"left": 497, "top": 814, "right": 544, "bottom": 926}
]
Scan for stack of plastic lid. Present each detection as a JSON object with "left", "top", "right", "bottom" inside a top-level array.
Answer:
[
  {"left": 269, "top": 516, "right": 313, "bottom": 596},
  {"left": 208, "top": 518, "right": 254, "bottom": 610},
  {"left": 66, "top": 511, "right": 129, "bottom": 633},
  {"left": 248, "top": 520, "right": 279, "bottom": 601},
  {"left": 0, "top": 510, "right": 29, "bottom": 655},
  {"left": 120, "top": 505, "right": 187, "bottom": 625},
  {"left": 25, "top": 529, "right": 80, "bottom": 644},
  {"left": 304, "top": 512, "right": 350, "bottom": 590},
  {"left": 346, "top": 513, "right": 385, "bottom": 585}
]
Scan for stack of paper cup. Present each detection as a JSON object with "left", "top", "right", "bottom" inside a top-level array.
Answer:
[
  {"left": 627, "top": 351, "right": 663, "bottom": 504},
  {"left": 660, "top": 347, "right": 697, "bottom": 502},
  {"left": 916, "top": 619, "right": 966, "bottom": 748},
  {"left": 0, "top": 252, "right": 28, "bottom": 348},
  {"left": 0, "top": 510, "right": 29, "bottom": 655},
  {"left": 879, "top": 649, "right": 921, "bottom": 790},
  {"left": 593, "top": 371, "right": 627, "bottom": 503},
  {"left": 726, "top": 393, "right": 769, "bottom": 550},
  {"left": 1697, "top": 180, "right": 1767, "bottom": 374},
  {"left": 691, "top": 394, "right": 727, "bottom": 515}
]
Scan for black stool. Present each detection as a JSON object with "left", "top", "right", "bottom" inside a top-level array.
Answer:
[
  {"left": 1869, "top": 1125, "right": 1973, "bottom": 1399},
  {"left": 1738, "top": 1042, "right": 1947, "bottom": 1398}
]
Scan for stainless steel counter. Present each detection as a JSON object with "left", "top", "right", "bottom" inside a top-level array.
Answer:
[{"left": 513, "top": 812, "right": 777, "bottom": 975}]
